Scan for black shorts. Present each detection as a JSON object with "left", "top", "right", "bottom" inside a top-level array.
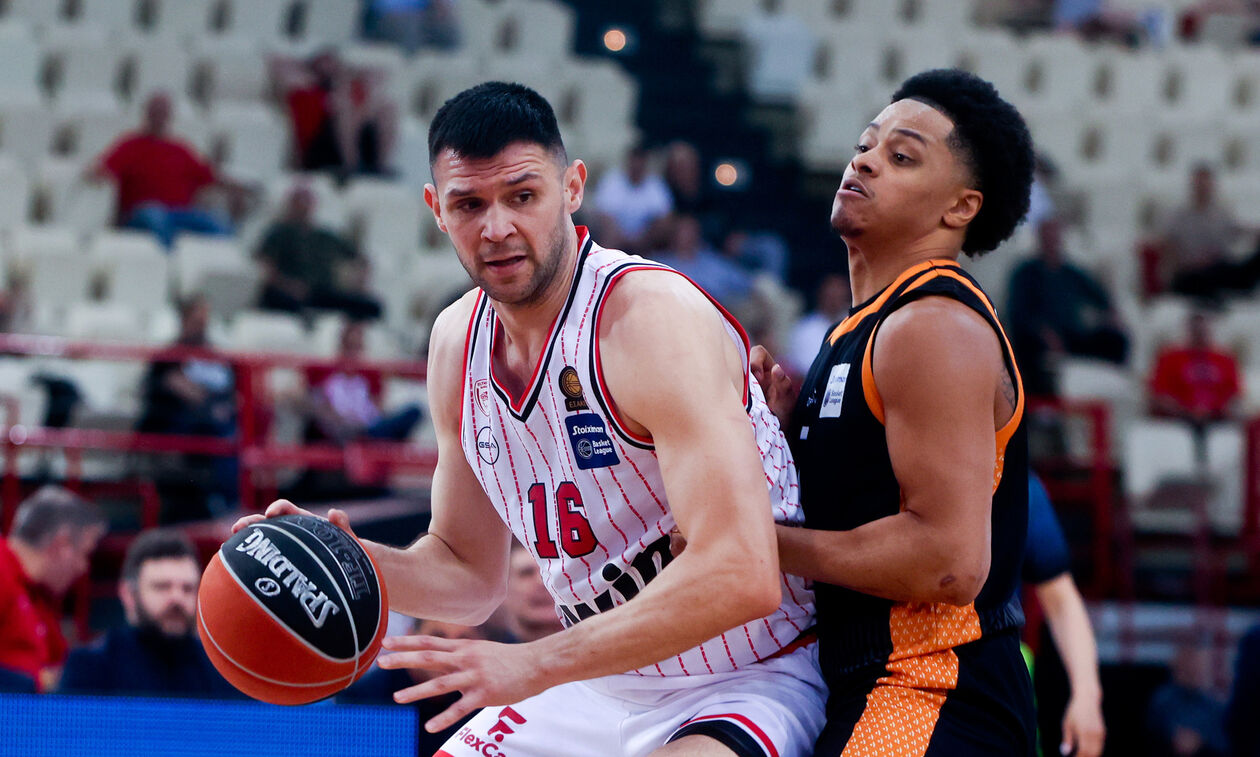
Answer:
[{"left": 814, "top": 630, "right": 1035, "bottom": 756}]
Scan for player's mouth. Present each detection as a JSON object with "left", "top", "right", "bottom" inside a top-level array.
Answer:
[
  {"left": 839, "top": 179, "right": 868, "bottom": 198},
  {"left": 484, "top": 254, "right": 528, "bottom": 271}
]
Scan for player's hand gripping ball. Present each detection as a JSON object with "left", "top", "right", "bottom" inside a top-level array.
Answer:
[{"left": 197, "top": 514, "right": 388, "bottom": 704}]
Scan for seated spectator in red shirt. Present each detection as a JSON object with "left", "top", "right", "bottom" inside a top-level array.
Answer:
[
  {"left": 89, "top": 92, "right": 238, "bottom": 249},
  {"left": 270, "top": 49, "right": 398, "bottom": 177},
  {"left": 0, "top": 486, "right": 106, "bottom": 692},
  {"left": 304, "top": 320, "right": 421, "bottom": 444},
  {"left": 1149, "top": 309, "right": 1242, "bottom": 424}
]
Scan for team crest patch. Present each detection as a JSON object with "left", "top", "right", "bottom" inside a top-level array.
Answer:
[
  {"left": 565, "top": 413, "right": 619, "bottom": 470},
  {"left": 819, "top": 363, "right": 850, "bottom": 418},
  {"left": 473, "top": 378, "right": 491, "bottom": 416},
  {"left": 558, "top": 366, "right": 589, "bottom": 412}
]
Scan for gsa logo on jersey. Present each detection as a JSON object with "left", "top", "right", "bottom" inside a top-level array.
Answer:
[
  {"left": 476, "top": 426, "right": 500, "bottom": 464},
  {"left": 565, "top": 413, "right": 620, "bottom": 470}
]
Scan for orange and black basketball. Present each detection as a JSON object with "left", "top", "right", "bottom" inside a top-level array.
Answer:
[{"left": 197, "top": 514, "right": 388, "bottom": 705}]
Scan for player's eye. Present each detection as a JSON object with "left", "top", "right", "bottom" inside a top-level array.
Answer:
[
  {"left": 853, "top": 144, "right": 870, "bottom": 153},
  {"left": 892, "top": 153, "right": 912, "bottom": 164}
]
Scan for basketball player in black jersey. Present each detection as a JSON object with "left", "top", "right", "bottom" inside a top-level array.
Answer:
[{"left": 754, "top": 70, "right": 1038, "bottom": 755}]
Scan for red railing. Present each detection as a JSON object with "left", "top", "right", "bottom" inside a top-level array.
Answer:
[
  {"left": 0, "top": 331, "right": 438, "bottom": 529},
  {"left": 1027, "top": 396, "right": 1117, "bottom": 596}
]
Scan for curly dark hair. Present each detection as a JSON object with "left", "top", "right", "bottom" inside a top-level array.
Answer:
[{"left": 891, "top": 69, "right": 1034, "bottom": 256}]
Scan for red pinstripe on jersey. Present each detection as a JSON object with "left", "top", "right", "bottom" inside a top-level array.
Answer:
[{"left": 459, "top": 229, "right": 813, "bottom": 676}]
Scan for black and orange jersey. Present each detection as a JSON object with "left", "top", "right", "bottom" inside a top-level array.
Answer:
[{"left": 790, "top": 258, "right": 1029, "bottom": 683}]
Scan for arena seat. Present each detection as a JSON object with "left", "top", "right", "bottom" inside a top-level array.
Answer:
[
  {"left": 1163, "top": 47, "right": 1233, "bottom": 120},
  {"left": 294, "top": 0, "right": 358, "bottom": 46},
  {"left": 884, "top": 28, "right": 964, "bottom": 88},
  {"left": 90, "top": 230, "right": 170, "bottom": 312},
  {"left": 196, "top": 39, "right": 272, "bottom": 105},
  {"left": 209, "top": 102, "right": 290, "bottom": 184},
  {"left": 408, "top": 51, "right": 487, "bottom": 121},
  {"left": 29, "top": 250, "right": 94, "bottom": 312},
  {"left": 73, "top": 0, "right": 142, "bottom": 32},
  {"left": 35, "top": 159, "right": 115, "bottom": 233},
  {"left": 56, "top": 101, "right": 132, "bottom": 161},
  {"left": 0, "top": 103, "right": 55, "bottom": 165},
  {"left": 63, "top": 301, "right": 146, "bottom": 343},
  {"left": 49, "top": 37, "right": 127, "bottom": 108},
  {"left": 392, "top": 115, "right": 430, "bottom": 196},
  {"left": 3, "top": 0, "right": 65, "bottom": 29},
  {"left": 226, "top": 310, "right": 310, "bottom": 353},
  {"left": 1205, "top": 422, "right": 1246, "bottom": 533},
  {"left": 0, "top": 22, "right": 47, "bottom": 107},
  {"left": 500, "top": 0, "right": 576, "bottom": 60},
  {"left": 171, "top": 235, "right": 252, "bottom": 299},
  {"left": 216, "top": 0, "right": 294, "bottom": 46},
  {"left": 0, "top": 156, "right": 33, "bottom": 231},
  {"left": 343, "top": 178, "right": 423, "bottom": 258},
  {"left": 1214, "top": 303, "right": 1260, "bottom": 367},
  {"left": 1123, "top": 417, "right": 1201, "bottom": 534},
  {"left": 1094, "top": 50, "right": 1165, "bottom": 118},
  {"left": 122, "top": 43, "right": 194, "bottom": 105},
  {"left": 146, "top": 0, "right": 218, "bottom": 41}
]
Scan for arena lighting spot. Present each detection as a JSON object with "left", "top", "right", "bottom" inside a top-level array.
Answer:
[
  {"left": 603, "top": 28, "right": 628, "bottom": 52},
  {"left": 715, "top": 162, "right": 739, "bottom": 187}
]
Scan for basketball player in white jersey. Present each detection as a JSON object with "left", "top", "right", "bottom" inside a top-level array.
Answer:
[{"left": 235, "top": 82, "right": 823, "bottom": 756}]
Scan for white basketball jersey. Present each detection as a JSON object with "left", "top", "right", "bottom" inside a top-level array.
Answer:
[{"left": 459, "top": 228, "right": 814, "bottom": 677}]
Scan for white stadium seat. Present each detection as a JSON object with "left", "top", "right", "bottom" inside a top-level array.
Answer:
[
  {"left": 295, "top": 0, "right": 358, "bottom": 45},
  {"left": 27, "top": 251, "right": 93, "bottom": 309},
  {"left": 35, "top": 159, "right": 116, "bottom": 234},
  {"left": 1123, "top": 417, "right": 1200, "bottom": 533},
  {"left": 227, "top": 310, "right": 310, "bottom": 353},
  {"left": 217, "top": 0, "right": 293, "bottom": 45},
  {"left": 0, "top": 22, "right": 44, "bottom": 106},
  {"left": 146, "top": 0, "right": 218, "bottom": 41},
  {"left": 0, "top": 156, "right": 33, "bottom": 230}
]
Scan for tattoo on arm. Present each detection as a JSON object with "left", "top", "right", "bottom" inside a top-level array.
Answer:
[{"left": 999, "top": 368, "right": 1017, "bottom": 412}]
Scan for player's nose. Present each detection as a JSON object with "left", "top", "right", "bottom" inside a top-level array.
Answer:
[{"left": 481, "top": 203, "right": 516, "bottom": 243}]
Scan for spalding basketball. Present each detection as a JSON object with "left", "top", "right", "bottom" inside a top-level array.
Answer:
[{"left": 197, "top": 514, "right": 389, "bottom": 705}]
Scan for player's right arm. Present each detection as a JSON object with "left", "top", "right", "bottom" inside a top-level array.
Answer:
[{"left": 233, "top": 291, "right": 513, "bottom": 625}]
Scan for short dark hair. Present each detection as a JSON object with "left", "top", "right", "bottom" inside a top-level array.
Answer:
[
  {"left": 428, "top": 81, "right": 566, "bottom": 171},
  {"left": 891, "top": 69, "right": 1034, "bottom": 256},
  {"left": 10, "top": 486, "right": 105, "bottom": 547},
  {"left": 121, "top": 529, "right": 197, "bottom": 583}
]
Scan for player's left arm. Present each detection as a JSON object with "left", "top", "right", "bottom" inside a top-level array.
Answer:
[
  {"left": 378, "top": 271, "right": 783, "bottom": 731},
  {"left": 776, "top": 297, "right": 1002, "bottom": 604}
]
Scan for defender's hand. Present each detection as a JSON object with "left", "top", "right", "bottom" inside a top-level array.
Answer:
[{"left": 750, "top": 345, "right": 798, "bottom": 427}]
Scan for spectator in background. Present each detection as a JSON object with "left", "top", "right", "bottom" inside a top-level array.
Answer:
[
  {"left": 1148, "top": 309, "right": 1242, "bottom": 463},
  {"left": 1146, "top": 641, "right": 1229, "bottom": 757},
  {"left": 89, "top": 93, "right": 241, "bottom": 249},
  {"left": 271, "top": 49, "right": 398, "bottom": 178},
  {"left": 1156, "top": 164, "right": 1260, "bottom": 301},
  {"left": 256, "top": 184, "right": 383, "bottom": 321},
  {"left": 1008, "top": 216, "right": 1130, "bottom": 395},
  {"left": 136, "top": 295, "right": 237, "bottom": 518},
  {"left": 662, "top": 140, "right": 725, "bottom": 243},
  {"left": 362, "top": 0, "right": 459, "bottom": 52},
  {"left": 304, "top": 319, "right": 422, "bottom": 444},
  {"left": 339, "top": 617, "right": 483, "bottom": 752},
  {"left": 59, "top": 529, "right": 237, "bottom": 698},
  {"left": 483, "top": 544, "right": 564, "bottom": 644},
  {"left": 0, "top": 277, "right": 33, "bottom": 334},
  {"left": 785, "top": 272, "right": 851, "bottom": 377},
  {"left": 654, "top": 213, "right": 753, "bottom": 312},
  {"left": 1227, "top": 622, "right": 1260, "bottom": 756},
  {"left": 0, "top": 486, "right": 106, "bottom": 692},
  {"left": 722, "top": 227, "right": 789, "bottom": 283},
  {"left": 1023, "top": 474, "right": 1106, "bottom": 757},
  {"left": 590, "top": 143, "right": 673, "bottom": 252}
]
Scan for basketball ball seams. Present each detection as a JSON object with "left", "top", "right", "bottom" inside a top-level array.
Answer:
[
  {"left": 272, "top": 516, "right": 381, "bottom": 656},
  {"left": 269, "top": 517, "right": 377, "bottom": 680},
  {"left": 245, "top": 522, "right": 362, "bottom": 665},
  {"left": 200, "top": 515, "right": 388, "bottom": 704},
  {"left": 198, "top": 605, "right": 357, "bottom": 690},
  {"left": 217, "top": 540, "right": 357, "bottom": 664}
]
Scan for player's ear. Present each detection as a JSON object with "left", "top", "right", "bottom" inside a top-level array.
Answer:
[
  {"left": 564, "top": 159, "right": 587, "bottom": 215},
  {"left": 942, "top": 189, "right": 982, "bottom": 231},
  {"left": 424, "top": 183, "right": 448, "bottom": 233}
]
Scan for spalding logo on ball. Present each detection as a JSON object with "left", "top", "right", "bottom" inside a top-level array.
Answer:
[{"left": 197, "top": 514, "right": 388, "bottom": 705}]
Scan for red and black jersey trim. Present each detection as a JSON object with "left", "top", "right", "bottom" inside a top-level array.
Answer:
[{"left": 486, "top": 232, "right": 594, "bottom": 422}]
